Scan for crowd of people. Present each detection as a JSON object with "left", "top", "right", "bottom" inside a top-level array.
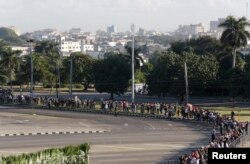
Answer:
[
  {"left": 179, "top": 112, "right": 249, "bottom": 164},
  {"left": 0, "top": 92, "right": 249, "bottom": 164},
  {"left": 0, "top": 88, "right": 14, "bottom": 103}
]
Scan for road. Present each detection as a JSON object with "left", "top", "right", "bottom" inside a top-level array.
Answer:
[{"left": 0, "top": 106, "right": 212, "bottom": 164}]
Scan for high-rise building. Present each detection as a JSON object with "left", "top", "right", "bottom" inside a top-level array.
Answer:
[
  {"left": 138, "top": 28, "right": 145, "bottom": 36},
  {"left": 107, "top": 25, "right": 117, "bottom": 33},
  {"left": 175, "top": 23, "right": 206, "bottom": 36},
  {"left": 210, "top": 18, "right": 225, "bottom": 32},
  {"left": 131, "top": 24, "right": 136, "bottom": 34}
]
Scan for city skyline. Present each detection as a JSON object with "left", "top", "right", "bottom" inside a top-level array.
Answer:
[{"left": 0, "top": 0, "right": 249, "bottom": 33}]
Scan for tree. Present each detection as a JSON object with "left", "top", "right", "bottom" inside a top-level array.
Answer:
[
  {"left": 0, "top": 27, "right": 25, "bottom": 44},
  {"left": 34, "top": 41, "right": 59, "bottom": 55},
  {"left": 19, "top": 53, "right": 51, "bottom": 85},
  {"left": 61, "top": 52, "right": 95, "bottom": 91},
  {"left": 146, "top": 52, "right": 219, "bottom": 97},
  {"left": 93, "top": 54, "right": 131, "bottom": 99},
  {"left": 0, "top": 47, "right": 22, "bottom": 88},
  {"left": 219, "top": 16, "right": 250, "bottom": 68},
  {"left": 147, "top": 52, "right": 181, "bottom": 97},
  {"left": 125, "top": 45, "right": 144, "bottom": 69},
  {"left": 170, "top": 36, "right": 222, "bottom": 56}
]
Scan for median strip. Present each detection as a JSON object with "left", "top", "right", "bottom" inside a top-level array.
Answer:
[{"left": 0, "top": 130, "right": 108, "bottom": 137}]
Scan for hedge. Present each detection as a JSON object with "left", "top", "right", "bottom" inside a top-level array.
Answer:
[{"left": 0, "top": 143, "right": 90, "bottom": 164}]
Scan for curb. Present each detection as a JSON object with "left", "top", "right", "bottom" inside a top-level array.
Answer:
[{"left": 0, "top": 130, "right": 107, "bottom": 137}]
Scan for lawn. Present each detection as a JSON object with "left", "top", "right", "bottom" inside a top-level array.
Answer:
[{"left": 204, "top": 107, "right": 250, "bottom": 122}]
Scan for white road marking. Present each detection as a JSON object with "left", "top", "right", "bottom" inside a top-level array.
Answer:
[
  {"left": 79, "top": 122, "right": 90, "bottom": 128},
  {"left": 94, "top": 145, "right": 145, "bottom": 150}
]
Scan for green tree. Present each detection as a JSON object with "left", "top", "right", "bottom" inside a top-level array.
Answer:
[
  {"left": 170, "top": 36, "right": 222, "bottom": 56},
  {"left": 0, "top": 27, "right": 25, "bottom": 44},
  {"left": 20, "top": 53, "right": 51, "bottom": 85},
  {"left": 125, "top": 45, "right": 144, "bottom": 69},
  {"left": 0, "top": 47, "right": 22, "bottom": 88},
  {"left": 34, "top": 40, "right": 59, "bottom": 55},
  {"left": 147, "top": 51, "right": 181, "bottom": 97},
  {"left": 36, "top": 41, "right": 62, "bottom": 94},
  {"left": 62, "top": 52, "right": 95, "bottom": 91},
  {"left": 93, "top": 54, "right": 131, "bottom": 99},
  {"left": 219, "top": 16, "right": 250, "bottom": 68},
  {"left": 146, "top": 52, "right": 219, "bottom": 97}
]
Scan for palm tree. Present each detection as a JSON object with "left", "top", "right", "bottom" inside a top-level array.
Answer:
[
  {"left": 125, "top": 45, "right": 144, "bottom": 70},
  {"left": 0, "top": 47, "right": 22, "bottom": 89},
  {"left": 219, "top": 16, "right": 250, "bottom": 69}
]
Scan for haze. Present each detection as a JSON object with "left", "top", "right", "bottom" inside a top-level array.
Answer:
[{"left": 0, "top": 0, "right": 248, "bottom": 33}]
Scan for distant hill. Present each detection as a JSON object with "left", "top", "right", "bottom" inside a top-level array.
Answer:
[{"left": 0, "top": 27, "right": 25, "bottom": 45}]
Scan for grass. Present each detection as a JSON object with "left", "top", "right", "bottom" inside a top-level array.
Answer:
[{"left": 204, "top": 106, "right": 250, "bottom": 122}]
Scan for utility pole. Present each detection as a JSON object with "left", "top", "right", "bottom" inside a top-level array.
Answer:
[
  {"left": 70, "top": 55, "right": 73, "bottom": 100},
  {"left": 184, "top": 62, "right": 189, "bottom": 105},
  {"left": 27, "top": 39, "right": 34, "bottom": 105},
  {"left": 246, "top": 2, "right": 248, "bottom": 19},
  {"left": 132, "top": 34, "right": 135, "bottom": 103}
]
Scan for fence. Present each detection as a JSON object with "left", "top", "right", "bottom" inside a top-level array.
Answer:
[
  {"left": 157, "top": 159, "right": 180, "bottom": 164},
  {"left": 37, "top": 155, "right": 86, "bottom": 164},
  {"left": 229, "top": 124, "right": 250, "bottom": 148}
]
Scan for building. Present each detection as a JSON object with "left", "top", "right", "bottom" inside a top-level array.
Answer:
[
  {"left": 210, "top": 18, "right": 225, "bottom": 32},
  {"left": 175, "top": 23, "right": 206, "bottom": 36},
  {"left": 107, "top": 25, "right": 117, "bottom": 33},
  {"left": 11, "top": 46, "right": 29, "bottom": 56},
  {"left": 138, "top": 28, "right": 145, "bottom": 36},
  {"left": 59, "top": 40, "right": 94, "bottom": 56},
  {"left": 69, "top": 28, "right": 83, "bottom": 35},
  {"left": 131, "top": 24, "right": 136, "bottom": 34}
]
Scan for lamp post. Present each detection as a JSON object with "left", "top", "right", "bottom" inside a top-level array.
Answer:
[
  {"left": 27, "top": 39, "right": 34, "bottom": 105},
  {"left": 184, "top": 62, "right": 189, "bottom": 105},
  {"left": 132, "top": 34, "right": 135, "bottom": 103},
  {"left": 69, "top": 53, "right": 73, "bottom": 100}
]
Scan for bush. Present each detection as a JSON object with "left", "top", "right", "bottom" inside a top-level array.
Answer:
[
  {"left": 74, "top": 84, "right": 83, "bottom": 89},
  {"left": 0, "top": 143, "right": 90, "bottom": 164}
]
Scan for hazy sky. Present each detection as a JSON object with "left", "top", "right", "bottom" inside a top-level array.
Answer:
[{"left": 0, "top": 0, "right": 249, "bottom": 33}]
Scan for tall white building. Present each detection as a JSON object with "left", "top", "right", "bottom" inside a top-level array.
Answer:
[
  {"left": 131, "top": 24, "right": 136, "bottom": 34},
  {"left": 59, "top": 40, "right": 94, "bottom": 56},
  {"left": 175, "top": 23, "right": 206, "bottom": 36}
]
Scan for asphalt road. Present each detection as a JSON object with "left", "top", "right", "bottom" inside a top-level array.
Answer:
[{"left": 0, "top": 106, "right": 213, "bottom": 164}]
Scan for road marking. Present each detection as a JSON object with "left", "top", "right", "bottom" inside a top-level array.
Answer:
[
  {"left": 79, "top": 122, "right": 90, "bottom": 128},
  {"left": 94, "top": 145, "right": 145, "bottom": 150},
  {"left": 143, "top": 122, "right": 156, "bottom": 130}
]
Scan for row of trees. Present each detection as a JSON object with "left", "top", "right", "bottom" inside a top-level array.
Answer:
[{"left": 0, "top": 16, "right": 250, "bottom": 100}]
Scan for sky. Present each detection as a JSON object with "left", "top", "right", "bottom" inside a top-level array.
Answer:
[{"left": 0, "top": 0, "right": 249, "bottom": 33}]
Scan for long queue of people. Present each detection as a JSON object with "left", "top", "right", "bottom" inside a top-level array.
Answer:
[
  {"left": 1, "top": 93, "right": 249, "bottom": 164},
  {"left": 179, "top": 112, "right": 249, "bottom": 164}
]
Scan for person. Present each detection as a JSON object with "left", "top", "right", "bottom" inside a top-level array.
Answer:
[
  {"left": 220, "top": 122, "right": 224, "bottom": 135},
  {"left": 211, "top": 127, "right": 216, "bottom": 142},
  {"left": 231, "top": 110, "right": 235, "bottom": 120}
]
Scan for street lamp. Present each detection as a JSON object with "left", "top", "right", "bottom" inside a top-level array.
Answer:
[
  {"left": 27, "top": 39, "right": 34, "bottom": 105},
  {"left": 184, "top": 62, "right": 189, "bottom": 105},
  {"left": 69, "top": 52, "right": 73, "bottom": 100},
  {"left": 132, "top": 34, "right": 135, "bottom": 103}
]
